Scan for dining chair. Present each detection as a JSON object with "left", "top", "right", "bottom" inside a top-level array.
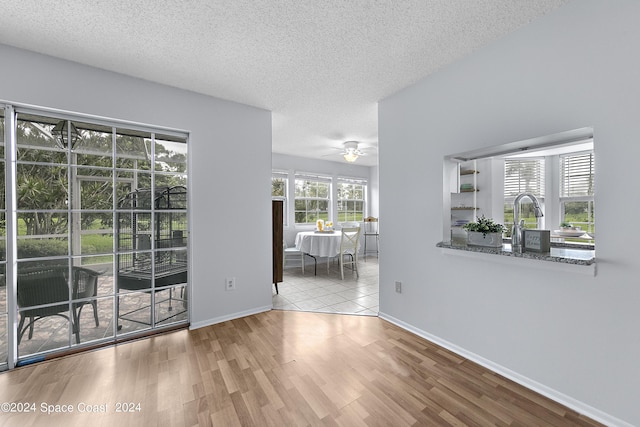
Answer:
[
  {"left": 283, "top": 241, "right": 305, "bottom": 275},
  {"left": 340, "top": 221, "right": 361, "bottom": 229},
  {"left": 338, "top": 227, "right": 361, "bottom": 280},
  {"left": 363, "top": 217, "right": 379, "bottom": 260}
]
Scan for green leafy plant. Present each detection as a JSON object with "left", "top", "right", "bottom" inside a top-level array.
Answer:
[
  {"left": 560, "top": 221, "right": 573, "bottom": 228},
  {"left": 463, "top": 215, "right": 506, "bottom": 237}
]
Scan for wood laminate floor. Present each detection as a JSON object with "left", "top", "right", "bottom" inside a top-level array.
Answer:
[{"left": 0, "top": 310, "right": 602, "bottom": 426}]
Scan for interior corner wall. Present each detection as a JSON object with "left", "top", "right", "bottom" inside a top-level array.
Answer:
[
  {"left": 378, "top": 1, "right": 639, "bottom": 425},
  {"left": 0, "top": 44, "right": 274, "bottom": 328}
]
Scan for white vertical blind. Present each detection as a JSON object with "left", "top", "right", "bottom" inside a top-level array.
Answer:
[
  {"left": 560, "top": 152, "right": 594, "bottom": 197},
  {"left": 336, "top": 176, "right": 367, "bottom": 185},
  {"left": 294, "top": 172, "right": 332, "bottom": 183},
  {"left": 272, "top": 171, "right": 288, "bottom": 180},
  {"left": 504, "top": 158, "right": 545, "bottom": 198}
]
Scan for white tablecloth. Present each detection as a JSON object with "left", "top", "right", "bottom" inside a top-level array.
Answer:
[{"left": 295, "top": 231, "right": 342, "bottom": 257}]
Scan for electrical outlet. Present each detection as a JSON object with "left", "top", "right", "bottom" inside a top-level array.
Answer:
[
  {"left": 395, "top": 281, "right": 402, "bottom": 293},
  {"left": 225, "top": 277, "right": 236, "bottom": 291}
]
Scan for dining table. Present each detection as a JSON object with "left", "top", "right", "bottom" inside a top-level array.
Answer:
[
  {"left": 295, "top": 230, "right": 345, "bottom": 275},
  {"left": 295, "top": 230, "right": 343, "bottom": 256}
]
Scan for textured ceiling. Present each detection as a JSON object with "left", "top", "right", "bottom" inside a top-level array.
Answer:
[{"left": 0, "top": 0, "right": 569, "bottom": 166}]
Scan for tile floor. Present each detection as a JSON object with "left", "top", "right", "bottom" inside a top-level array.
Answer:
[{"left": 273, "top": 255, "right": 379, "bottom": 316}]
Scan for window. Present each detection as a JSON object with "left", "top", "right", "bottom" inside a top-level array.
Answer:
[
  {"left": 274, "top": 171, "right": 369, "bottom": 228},
  {"left": 1, "top": 106, "right": 188, "bottom": 370},
  {"left": 272, "top": 173, "right": 287, "bottom": 199},
  {"left": 294, "top": 174, "right": 330, "bottom": 224},
  {"left": 445, "top": 127, "right": 595, "bottom": 247},
  {"left": 504, "top": 158, "right": 545, "bottom": 232},
  {"left": 272, "top": 171, "right": 288, "bottom": 226},
  {"left": 560, "top": 151, "right": 594, "bottom": 233},
  {"left": 337, "top": 178, "right": 366, "bottom": 223}
]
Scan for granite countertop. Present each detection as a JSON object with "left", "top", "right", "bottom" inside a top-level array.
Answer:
[{"left": 437, "top": 241, "right": 595, "bottom": 266}]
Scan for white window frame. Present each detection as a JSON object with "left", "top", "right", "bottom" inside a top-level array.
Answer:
[
  {"left": 559, "top": 151, "right": 595, "bottom": 233},
  {"left": 294, "top": 173, "right": 332, "bottom": 225},
  {"left": 503, "top": 149, "right": 595, "bottom": 235},
  {"left": 336, "top": 177, "right": 367, "bottom": 224}
]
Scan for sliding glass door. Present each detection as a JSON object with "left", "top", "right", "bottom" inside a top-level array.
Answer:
[
  {"left": 0, "top": 109, "right": 6, "bottom": 370},
  {"left": 1, "top": 106, "right": 188, "bottom": 369}
]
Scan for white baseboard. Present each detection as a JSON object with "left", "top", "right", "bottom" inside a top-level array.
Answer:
[
  {"left": 189, "top": 305, "right": 272, "bottom": 330},
  {"left": 378, "top": 312, "right": 631, "bottom": 427}
]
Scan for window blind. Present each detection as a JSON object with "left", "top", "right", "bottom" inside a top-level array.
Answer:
[
  {"left": 504, "top": 158, "right": 545, "bottom": 198},
  {"left": 272, "top": 171, "right": 288, "bottom": 180},
  {"left": 294, "top": 172, "right": 332, "bottom": 183},
  {"left": 336, "top": 176, "right": 367, "bottom": 186},
  {"left": 560, "top": 152, "right": 594, "bottom": 197}
]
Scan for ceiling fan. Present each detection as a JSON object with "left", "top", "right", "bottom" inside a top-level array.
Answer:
[
  {"left": 323, "top": 140, "right": 368, "bottom": 163},
  {"left": 342, "top": 141, "right": 366, "bottom": 162}
]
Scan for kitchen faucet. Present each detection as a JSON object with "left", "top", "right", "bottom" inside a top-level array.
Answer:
[{"left": 512, "top": 193, "right": 544, "bottom": 251}]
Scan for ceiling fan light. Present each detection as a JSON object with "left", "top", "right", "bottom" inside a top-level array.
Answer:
[
  {"left": 343, "top": 140, "right": 359, "bottom": 162},
  {"left": 344, "top": 150, "right": 358, "bottom": 162}
]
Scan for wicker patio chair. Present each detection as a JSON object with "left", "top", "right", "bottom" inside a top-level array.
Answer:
[
  {"left": 71, "top": 266, "right": 101, "bottom": 332},
  {"left": 17, "top": 266, "right": 101, "bottom": 344},
  {"left": 17, "top": 266, "right": 76, "bottom": 344}
]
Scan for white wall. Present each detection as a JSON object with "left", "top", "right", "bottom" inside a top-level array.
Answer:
[
  {"left": 0, "top": 44, "right": 274, "bottom": 328},
  {"left": 378, "top": 1, "right": 639, "bottom": 425},
  {"left": 272, "top": 152, "right": 378, "bottom": 246}
]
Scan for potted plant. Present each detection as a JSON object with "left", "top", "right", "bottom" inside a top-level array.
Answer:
[
  {"left": 463, "top": 215, "right": 505, "bottom": 247},
  {"left": 560, "top": 221, "right": 579, "bottom": 230}
]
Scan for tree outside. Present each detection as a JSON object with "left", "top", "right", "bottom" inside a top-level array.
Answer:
[{"left": 12, "top": 116, "right": 187, "bottom": 260}]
